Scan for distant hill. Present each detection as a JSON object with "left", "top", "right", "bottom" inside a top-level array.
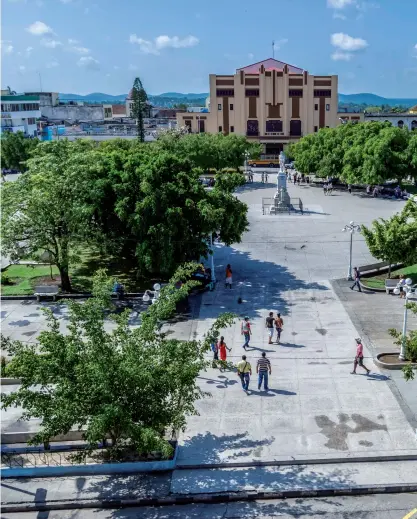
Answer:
[
  {"left": 339, "top": 93, "right": 417, "bottom": 107},
  {"left": 58, "top": 91, "right": 417, "bottom": 109}
]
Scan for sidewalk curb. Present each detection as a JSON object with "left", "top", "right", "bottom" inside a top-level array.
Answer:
[
  {"left": 176, "top": 453, "right": 417, "bottom": 470},
  {"left": 3, "top": 483, "right": 417, "bottom": 513}
]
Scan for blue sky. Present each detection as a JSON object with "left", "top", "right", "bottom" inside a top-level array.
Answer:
[{"left": 1, "top": 0, "right": 417, "bottom": 97}]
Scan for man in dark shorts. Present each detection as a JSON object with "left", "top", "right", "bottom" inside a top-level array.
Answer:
[{"left": 265, "top": 312, "right": 275, "bottom": 345}]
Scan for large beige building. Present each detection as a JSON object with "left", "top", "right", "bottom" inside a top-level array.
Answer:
[{"left": 177, "top": 58, "right": 339, "bottom": 154}]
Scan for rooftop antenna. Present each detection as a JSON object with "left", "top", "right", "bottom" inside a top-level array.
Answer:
[
  {"left": 38, "top": 72, "right": 43, "bottom": 92},
  {"left": 272, "top": 40, "right": 275, "bottom": 59}
]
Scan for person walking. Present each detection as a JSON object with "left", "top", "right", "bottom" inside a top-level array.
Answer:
[
  {"left": 237, "top": 355, "right": 252, "bottom": 392},
  {"left": 261, "top": 172, "right": 265, "bottom": 183},
  {"left": 241, "top": 316, "right": 252, "bottom": 350},
  {"left": 225, "top": 264, "right": 233, "bottom": 289},
  {"left": 275, "top": 312, "right": 284, "bottom": 344},
  {"left": 211, "top": 341, "right": 219, "bottom": 368},
  {"left": 218, "top": 336, "right": 231, "bottom": 371},
  {"left": 257, "top": 352, "right": 271, "bottom": 391},
  {"left": 265, "top": 312, "right": 275, "bottom": 345},
  {"left": 348, "top": 184, "right": 352, "bottom": 194},
  {"left": 397, "top": 274, "right": 406, "bottom": 299},
  {"left": 350, "top": 267, "right": 362, "bottom": 292},
  {"left": 351, "top": 338, "right": 370, "bottom": 375},
  {"left": 323, "top": 182, "right": 328, "bottom": 196}
]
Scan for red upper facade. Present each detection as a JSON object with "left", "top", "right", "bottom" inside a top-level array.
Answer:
[{"left": 237, "top": 58, "right": 304, "bottom": 74}]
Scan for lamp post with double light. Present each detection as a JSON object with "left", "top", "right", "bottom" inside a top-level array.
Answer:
[
  {"left": 342, "top": 221, "right": 361, "bottom": 281},
  {"left": 393, "top": 278, "right": 414, "bottom": 360},
  {"left": 142, "top": 283, "right": 161, "bottom": 304}
]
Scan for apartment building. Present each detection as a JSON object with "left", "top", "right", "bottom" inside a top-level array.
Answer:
[
  {"left": 1, "top": 94, "right": 41, "bottom": 136},
  {"left": 177, "top": 58, "right": 338, "bottom": 154}
]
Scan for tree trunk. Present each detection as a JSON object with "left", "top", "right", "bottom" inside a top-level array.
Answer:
[
  {"left": 58, "top": 265, "right": 72, "bottom": 292},
  {"left": 388, "top": 263, "right": 392, "bottom": 279}
]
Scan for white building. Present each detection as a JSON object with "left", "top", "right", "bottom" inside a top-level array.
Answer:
[
  {"left": 1, "top": 94, "right": 41, "bottom": 136},
  {"left": 364, "top": 107, "right": 417, "bottom": 131}
]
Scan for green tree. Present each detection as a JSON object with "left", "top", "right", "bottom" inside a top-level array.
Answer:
[
  {"left": 361, "top": 200, "right": 417, "bottom": 277},
  {"left": 1, "top": 140, "right": 106, "bottom": 292},
  {"left": 0, "top": 131, "right": 39, "bottom": 170},
  {"left": 173, "top": 103, "right": 188, "bottom": 111},
  {"left": 94, "top": 147, "right": 249, "bottom": 277},
  {"left": 1, "top": 267, "right": 236, "bottom": 456},
  {"left": 131, "top": 77, "right": 148, "bottom": 142}
]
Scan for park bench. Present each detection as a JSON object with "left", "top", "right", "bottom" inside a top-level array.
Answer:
[
  {"left": 384, "top": 279, "right": 399, "bottom": 294},
  {"left": 34, "top": 285, "right": 59, "bottom": 302}
]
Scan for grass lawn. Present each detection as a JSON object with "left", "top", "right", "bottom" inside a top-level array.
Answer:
[
  {"left": 69, "top": 247, "right": 164, "bottom": 293},
  {"left": 1, "top": 264, "right": 60, "bottom": 296},
  {"left": 361, "top": 264, "right": 417, "bottom": 290}
]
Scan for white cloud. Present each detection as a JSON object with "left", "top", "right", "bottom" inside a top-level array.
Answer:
[
  {"left": 248, "top": 53, "right": 254, "bottom": 60},
  {"left": 273, "top": 38, "right": 288, "bottom": 51},
  {"left": 77, "top": 56, "right": 99, "bottom": 70},
  {"left": 333, "top": 12, "right": 347, "bottom": 19},
  {"left": 68, "top": 45, "right": 90, "bottom": 54},
  {"left": 41, "top": 38, "right": 62, "bottom": 48},
  {"left": 327, "top": 0, "right": 355, "bottom": 7},
  {"left": 113, "top": 65, "right": 120, "bottom": 70},
  {"left": 1, "top": 40, "right": 14, "bottom": 54},
  {"left": 19, "top": 65, "right": 26, "bottom": 73},
  {"left": 331, "top": 32, "right": 368, "bottom": 51},
  {"left": 129, "top": 33, "right": 199, "bottom": 54},
  {"left": 26, "top": 20, "right": 53, "bottom": 35},
  {"left": 331, "top": 50, "right": 353, "bottom": 61},
  {"left": 46, "top": 60, "right": 59, "bottom": 68},
  {"left": 128, "top": 64, "right": 139, "bottom": 71},
  {"left": 68, "top": 38, "right": 79, "bottom": 44}
]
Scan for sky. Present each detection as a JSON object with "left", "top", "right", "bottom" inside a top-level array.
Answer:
[{"left": 1, "top": 0, "right": 417, "bottom": 97}]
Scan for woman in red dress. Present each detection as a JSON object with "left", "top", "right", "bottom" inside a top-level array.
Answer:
[{"left": 218, "top": 336, "right": 231, "bottom": 371}]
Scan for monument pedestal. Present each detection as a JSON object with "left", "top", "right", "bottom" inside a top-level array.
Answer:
[{"left": 269, "top": 170, "right": 291, "bottom": 214}]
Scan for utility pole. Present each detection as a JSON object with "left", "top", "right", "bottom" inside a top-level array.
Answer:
[{"left": 38, "top": 72, "right": 43, "bottom": 92}]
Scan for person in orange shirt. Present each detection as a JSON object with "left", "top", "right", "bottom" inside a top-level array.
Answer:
[
  {"left": 351, "top": 338, "right": 370, "bottom": 375},
  {"left": 225, "top": 264, "right": 233, "bottom": 289}
]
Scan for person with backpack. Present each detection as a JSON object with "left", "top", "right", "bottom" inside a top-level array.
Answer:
[
  {"left": 237, "top": 355, "right": 252, "bottom": 392},
  {"left": 351, "top": 338, "right": 370, "bottom": 375}
]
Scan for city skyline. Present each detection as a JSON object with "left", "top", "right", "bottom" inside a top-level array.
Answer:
[{"left": 1, "top": 0, "right": 417, "bottom": 97}]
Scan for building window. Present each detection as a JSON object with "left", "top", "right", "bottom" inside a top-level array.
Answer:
[
  {"left": 289, "top": 90, "right": 303, "bottom": 97},
  {"left": 230, "top": 103, "right": 234, "bottom": 110},
  {"left": 216, "top": 89, "right": 234, "bottom": 97},
  {"left": 245, "top": 89, "right": 259, "bottom": 97},
  {"left": 27, "top": 118, "right": 36, "bottom": 125},
  {"left": 198, "top": 120, "right": 205, "bottom": 133},
  {"left": 326, "top": 104, "right": 330, "bottom": 111},
  {"left": 218, "top": 104, "right": 222, "bottom": 111},
  {"left": 218, "top": 126, "right": 223, "bottom": 132},
  {"left": 326, "top": 125, "right": 329, "bottom": 128},
  {"left": 315, "top": 104, "right": 318, "bottom": 111},
  {"left": 314, "top": 126, "right": 318, "bottom": 132},
  {"left": 290, "top": 120, "right": 302, "bottom": 137},
  {"left": 397, "top": 120, "right": 404, "bottom": 128},
  {"left": 314, "top": 90, "right": 332, "bottom": 97},
  {"left": 184, "top": 120, "right": 192, "bottom": 132},
  {"left": 104, "top": 108, "right": 112, "bottom": 118},
  {"left": 246, "top": 120, "right": 259, "bottom": 136},
  {"left": 230, "top": 126, "right": 234, "bottom": 132},
  {"left": 266, "top": 120, "right": 283, "bottom": 133}
]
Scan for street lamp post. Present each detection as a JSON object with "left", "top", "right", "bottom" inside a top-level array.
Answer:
[
  {"left": 142, "top": 283, "right": 161, "bottom": 304},
  {"left": 342, "top": 221, "right": 361, "bottom": 281},
  {"left": 394, "top": 278, "right": 413, "bottom": 360},
  {"left": 209, "top": 233, "right": 216, "bottom": 283}
]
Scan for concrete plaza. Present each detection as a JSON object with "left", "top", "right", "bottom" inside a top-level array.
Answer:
[{"left": 1, "top": 176, "right": 417, "bottom": 466}]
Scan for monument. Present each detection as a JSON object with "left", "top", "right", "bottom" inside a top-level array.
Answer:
[{"left": 270, "top": 151, "right": 291, "bottom": 214}]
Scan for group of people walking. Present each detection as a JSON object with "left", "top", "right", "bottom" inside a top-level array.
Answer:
[{"left": 212, "top": 263, "right": 371, "bottom": 393}]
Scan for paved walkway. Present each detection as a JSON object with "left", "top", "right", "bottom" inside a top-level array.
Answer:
[{"left": 2, "top": 178, "right": 417, "bottom": 487}]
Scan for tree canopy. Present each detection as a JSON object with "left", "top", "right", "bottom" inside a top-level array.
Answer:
[
  {"left": 130, "top": 77, "right": 149, "bottom": 142},
  {"left": 291, "top": 122, "right": 417, "bottom": 184},
  {"left": 361, "top": 200, "right": 417, "bottom": 276},
  {"left": 0, "top": 131, "right": 39, "bottom": 171},
  {"left": 1, "top": 266, "right": 236, "bottom": 457},
  {"left": 1, "top": 134, "right": 252, "bottom": 289}
]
